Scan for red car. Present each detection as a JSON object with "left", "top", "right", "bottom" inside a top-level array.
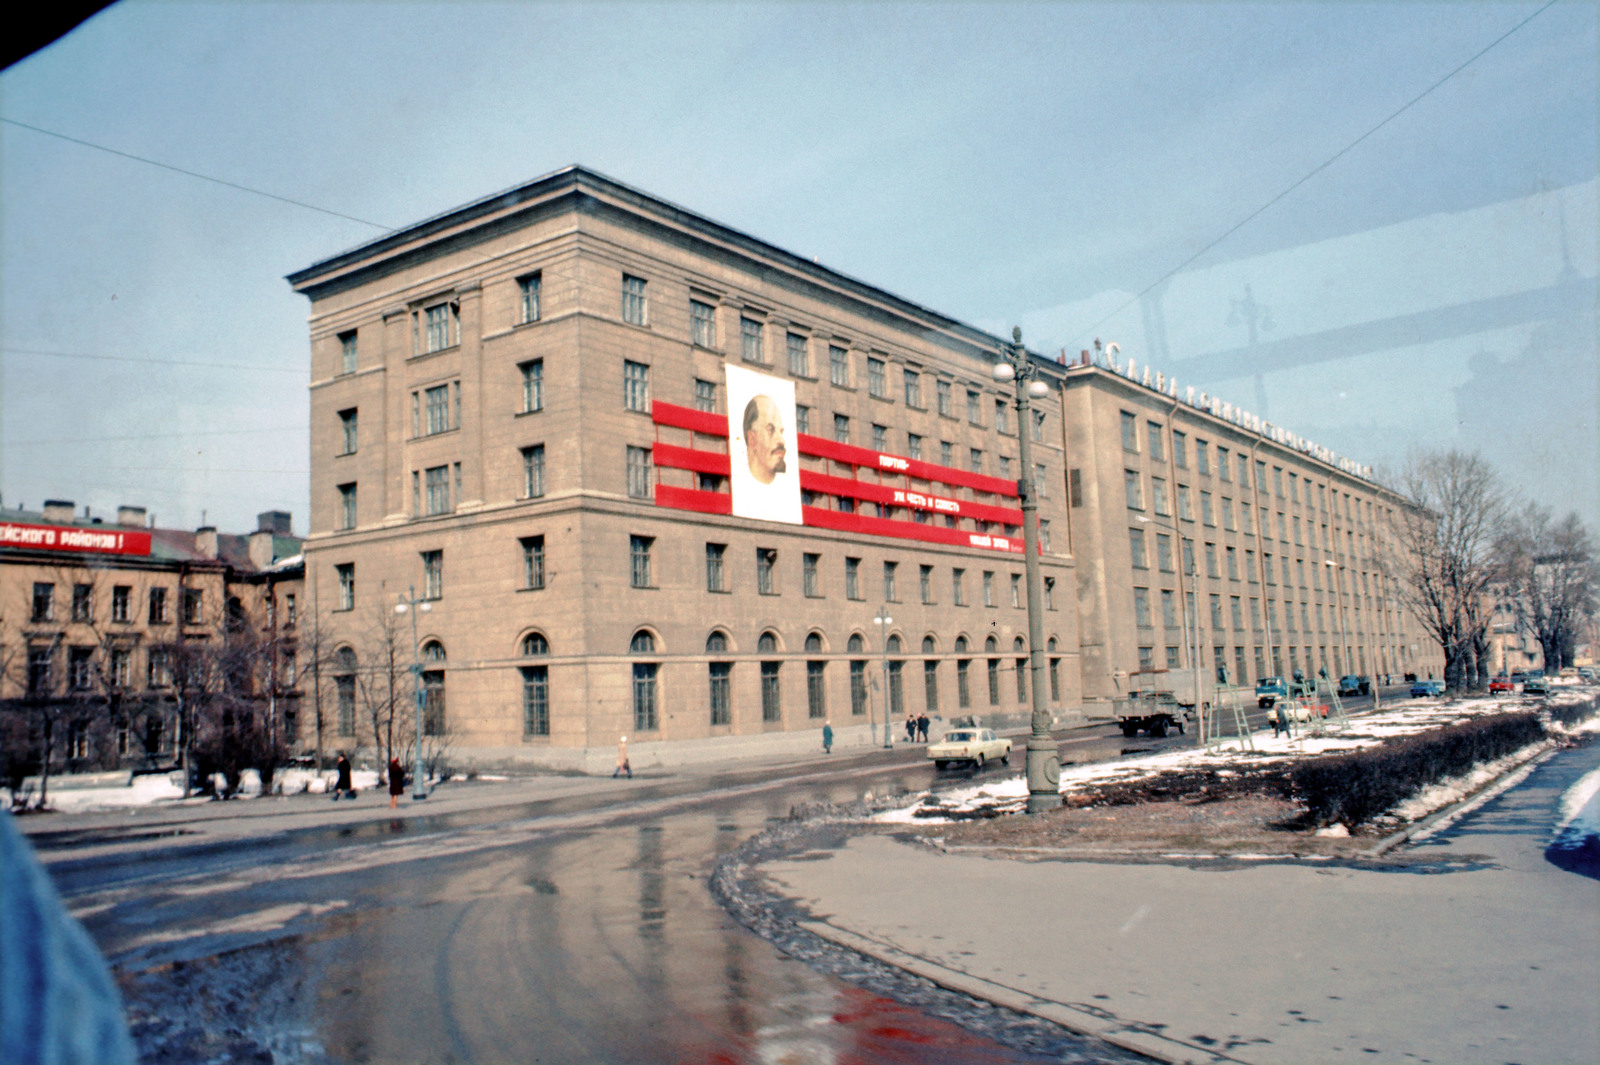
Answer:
[{"left": 1489, "top": 676, "right": 1515, "bottom": 694}]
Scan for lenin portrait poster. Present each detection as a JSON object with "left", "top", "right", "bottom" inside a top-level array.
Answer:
[{"left": 726, "top": 363, "right": 802, "bottom": 525}]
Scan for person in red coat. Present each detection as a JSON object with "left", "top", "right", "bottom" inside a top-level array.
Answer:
[{"left": 388, "top": 758, "right": 405, "bottom": 808}]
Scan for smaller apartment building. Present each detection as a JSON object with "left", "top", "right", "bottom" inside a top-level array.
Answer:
[
  {"left": 1, "top": 502, "right": 304, "bottom": 779},
  {"left": 1060, "top": 360, "right": 1427, "bottom": 704}
]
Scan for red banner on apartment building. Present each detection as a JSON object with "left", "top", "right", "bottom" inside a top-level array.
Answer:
[{"left": 0, "top": 521, "right": 153, "bottom": 557}]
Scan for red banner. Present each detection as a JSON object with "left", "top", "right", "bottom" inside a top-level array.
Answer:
[{"left": 0, "top": 521, "right": 152, "bottom": 557}]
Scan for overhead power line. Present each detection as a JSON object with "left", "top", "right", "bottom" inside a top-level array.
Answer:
[
  {"left": 7, "top": 426, "right": 308, "bottom": 447},
  {"left": 2, "top": 117, "right": 394, "bottom": 231},
  {"left": 4, "top": 346, "right": 307, "bottom": 374},
  {"left": 1067, "top": 0, "right": 1562, "bottom": 349}
]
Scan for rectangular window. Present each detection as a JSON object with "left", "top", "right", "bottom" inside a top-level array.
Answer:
[
  {"left": 872, "top": 424, "right": 888, "bottom": 451},
  {"left": 1010, "top": 572, "right": 1022, "bottom": 608},
  {"left": 994, "top": 399, "right": 1010, "bottom": 435},
  {"left": 1152, "top": 476, "right": 1170, "bottom": 516},
  {"left": 786, "top": 332, "right": 810, "bottom": 376},
  {"left": 761, "top": 661, "right": 782, "bottom": 722},
  {"left": 1162, "top": 589, "right": 1178, "bottom": 628},
  {"left": 147, "top": 647, "right": 172, "bottom": 689},
  {"left": 691, "top": 299, "right": 716, "bottom": 347},
  {"left": 1201, "top": 490, "right": 1215, "bottom": 526},
  {"left": 924, "top": 660, "right": 939, "bottom": 715},
  {"left": 866, "top": 357, "right": 887, "bottom": 398},
  {"left": 966, "top": 388, "right": 982, "bottom": 425},
  {"left": 1222, "top": 497, "right": 1236, "bottom": 531},
  {"left": 828, "top": 345, "right": 850, "bottom": 387},
  {"left": 807, "top": 660, "right": 827, "bottom": 719},
  {"left": 1181, "top": 536, "right": 1196, "bottom": 576},
  {"left": 518, "top": 359, "right": 544, "bottom": 414},
  {"left": 633, "top": 663, "right": 658, "bottom": 731},
  {"left": 956, "top": 659, "right": 971, "bottom": 708},
  {"left": 952, "top": 568, "right": 966, "bottom": 606},
  {"left": 969, "top": 448, "right": 983, "bottom": 474},
  {"left": 1044, "top": 576, "right": 1056, "bottom": 610},
  {"left": 1195, "top": 440, "right": 1209, "bottom": 475},
  {"left": 1246, "top": 548, "right": 1258, "bottom": 582},
  {"left": 622, "top": 274, "right": 647, "bottom": 326},
  {"left": 940, "top": 441, "right": 954, "bottom": 467},
  {"left": 32, "top": 582, "right": 54, "bottom": 622},
  {"left": 148, "top": 587, "right": 168, "bottom": 624},
  {"left": 708, "top": 661, "right": 732, "bottom": 726},
  {"left": 1015, "top": 657, "right": 1028, "bottom": 702},
  {"left": 1210, "top": 594, "right": 1224, "bottom": 629},
  {"left": 1172, "top": 431, "right": 1187, "bottom": 468},
  {"left": 741, "top": 317, "right": 765, "bottom": 363},
  {"left": 336, "top": 564, "right": 355, "bottom": 611},
  {"left": 1129, "top": 527, "right": 1148, "bottom": 569},
  {"left": 845, "top": 557, "right": 861, "bottom": 600},
  {"left": 520, "top": 444, "right": 546, "bottom": 498},
  {"left": 936, "top": 379, "right": 952, "bottom": 416},
  {"left": 987, "top": 658, "right": 1000, "bottom": 706},
  {"left": 883, "top": 561, "right": 898, "bottom": 602},
  {"left": 999, "top": 456, "right": 1012, "bottom": 478},
  {"left": 338, "top": 408, "right": 358, "bottom": 454},
  {"left": 181, "top": 587, "right": 203, "bottom": 626},
  {"left": 833, "top": 414, "right": 850, "bottom": 444},
  {"left": 1231, "top": 596, "right": 1244, "bottom": 630},
  {"left": 626, "top": 445, "right": 653, "bottom": 499},
  {"left": 757, "top": 548, "right": 778, "bottom": 595},
  {"left": 1040, "top": 519, "right": 1052, "bottom": 553},
  {"left": 1177, "top": 484, "right": 1192, "bottom": 522},
  {"left": 982, "top": 570, "right": 995, "bottom": 607},
  {"left": 522, "top": 535, "right": 545, "bottom": 590},
  {"left": 338, "top": 482, "right": 358, "bottom": 530},
  {"left": 1121, "top": 411, "right": 1139, "bottom": 451},
  {"left": 849, "top": 659, "right": 868, "bottom": 716},
  {"left": 1156, "top": 533, "right": 1173, "bottom": 572},
  {"left": 1226, "top": 545, "right": 1239, "bottom": 580},
  {"left": 802, "top": 552, "right": 820, "bottom": 597},
  {"left": 693, "top": 378, "right": 717, "bottom": 414},
  {"left": 794, "top": 404, "right": 810, "bottom": 435},
  {"left": 1251, "top": 597, "right": 1263, "bottom": 631},
  {"left": 339, "top": 330, "right": 357, "bottom": 375},
  {"left": 1032, "top": 409, "right": 1046, "bottom": 442},
  {"left": 920, "top": 564, "right": 934, "bottom": 604},
  {"left": 630, "top": 535, "right": 653, "bottom": 588},
  {"left": 623, "top": 360, "right": 650, "bottom": 412},
  {"left": 1134, "top": 587, "right": 1151, "bottom": 627},
  {"left": 906, "top": 433, "right": 922, "bottom": 461},
  {"left": 1256, "top": 459, "right": 1268, "bottom": 491},
  {"left": 706, "top": 543, "right": 727, "bottom": 592},
  {"left": 1218, "top": 446, "right": 1231, "bottom": 481},
  {"left": 512, "top": 271, "right": 541, "bottom": 324},
  {"left": 422, "top": 301, "right": 456, "bottom": 353},
  {"left": 1206, "top": 541, "right": 1220, "bottom": 578},
  {"left": 421, "top": 550, "right": 443, "bottom": 599},
  {"left": 421, "top": 383, "right": 450, "bottom": 435},
  {"left": 70, "top": 583, "right": 92, "bottom": 623},
  {"left": 522, "top": 665, "right": 549, "bottom": 736},
  {"left": 425, "top": 465, "right": 451, "bottom": 515},
  {"left": 903, "top": 369, "right": 922, "bottom": 407},
  {"left": 111, "top": 585, "right": 130, "bottom": 623},
  {"left": 1125, "top": 469, "right": 1143, "bottom": 509}
]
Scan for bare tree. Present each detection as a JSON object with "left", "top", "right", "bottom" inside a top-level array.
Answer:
[
  {"left": 353, "top": 604, "right": 408, "bottom": 776},
  {"left": 1497, "top": 505, "right": 1598, "bottom": 671},
  {"left": 1381, "top": 449, "right": 1507, "bottom": 691}
]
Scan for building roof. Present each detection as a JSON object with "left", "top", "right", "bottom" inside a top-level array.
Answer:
[{"left": 0, "top": 504, "right": 303, "bottom": 574}]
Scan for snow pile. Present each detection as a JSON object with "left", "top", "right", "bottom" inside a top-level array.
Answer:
[
  {"left": 1552, "top": 764, "right": 1600, "bottom": 849},
  {"left": 881, "top": 691, "right": 1597, "bottom": 825}
]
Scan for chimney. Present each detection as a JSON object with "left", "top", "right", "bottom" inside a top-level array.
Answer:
[
  {"left": 117, "top": 505, "right": 148, "bottom": 528},
  {"left": 194, "top": 526, "right": 218, "bottom": 560},
  {"left": 256, "top": 510, "right": 292, "bottom": 535},
  {"left": 248, "top": 529, "right": 276, "bottom": 570},
  {"left": 42, "top": 499, "right": 75, "bottom": 523},
  {"left": 1080, "top": 349, "right": 1091, "bottom": 367}
]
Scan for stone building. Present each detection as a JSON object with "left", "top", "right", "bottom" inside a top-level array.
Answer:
[
  {"left": 0, "top": 503, "right": 304, "bottom": 782},
  {"left": 288, "top": 165, "right": 1425, "bottom": 772}
]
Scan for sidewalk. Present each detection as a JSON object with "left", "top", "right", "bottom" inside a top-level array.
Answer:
[{"left": 759, "top": 748, "right": 1600, "bottom": 1065}]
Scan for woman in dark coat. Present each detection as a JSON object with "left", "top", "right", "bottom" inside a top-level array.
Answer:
[{"left": 388, "top": 758, "right": 405, "bottom": 808}]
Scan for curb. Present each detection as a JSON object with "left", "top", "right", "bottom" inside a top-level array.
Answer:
[
  {"left": 1369, "top": 739, "right": 1559, "bottom": 855},
  {"left": 797, "top": 919, "right": 1245, "bottom": 1065}
]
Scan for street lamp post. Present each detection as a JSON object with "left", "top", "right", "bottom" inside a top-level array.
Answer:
[
  {"left": 1325, "top": 559, "right": 1349, "bottom": 694},
  {"left": 394, "top": 585, "right": 431, "bottom": 801},
  {"left": 1137, "top": 513, "right": 1202, "bottom": 744},
  {"left": 992, "top": 328, "right": 1058, "bottom": 814},
  {"left": 874, "top": 611, "right": 894, "bottom": 748}
]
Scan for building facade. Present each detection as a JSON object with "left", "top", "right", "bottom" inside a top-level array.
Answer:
[
  {"left": 1, "top": 503, "right": 304, "bottom": 783},
  {"left": 290, "top": 167, "right": 1081, "bottom": 772}
]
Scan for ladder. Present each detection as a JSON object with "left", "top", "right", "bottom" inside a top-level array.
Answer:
[{"left": 1206, "top": 684, "right": 1255, "bottom": 752}]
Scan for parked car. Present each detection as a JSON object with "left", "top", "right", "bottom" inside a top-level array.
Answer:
[
  {"left": 1579, "top": 667, "right": 1597, "bottom": 683},
  {"left": 1522, "top": 677, "right": 1549, "bottom": 696},
  {"left": 928, "top": 728, "right": 1011, "bottom": 771},
  {"left": 1510, "top": 670, "right": 1528, "bottom": 684},
  {"left": 1266, "top": 699, "right": 1326, "bottom": 728},
  {"left": 1489, "top": 676, "right": 1515, "bottom": 694},
  {"left": 1410, "top": 679, "right": 1446, "bottom": 697},
  {"left": 1337, "top": 674, "right": 1369, "bottom": 697},
  {"left": 1256, "top": 676, "right": 1289, "bottom": 708}
]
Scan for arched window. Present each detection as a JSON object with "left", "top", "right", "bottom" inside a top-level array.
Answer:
[
  {"left": 759, "top": 632, "right": 781, "bottom": 722},
  {"left": 707, "top": 631, "right": 731, "bottom": 726},
  {"left": 757, "top": 631, "right": 778, "bottom": 654},
  {"left": 847, "top": 633, "right": 865, "bottom": 654},
  {"left": 706, "top": 631, "right": 728, "bottom": 654},
  {"left": 420, "top": 642, "right": 446, "bottom": 735},
  {"left": 521, "top": 635, "right": 549, "bottom": 737},
  {"left": 886, "top": 634, "right": 903, "bottom": 654},
  {"left": 985, "top": 634, "right": 998, "bottom": 653},
  {"left": 631, "top": 631, "right": 657, "bottom": 730},
  {"left": 804, "top": 632, "right": 824, "bottom": 654},
  {"left": 1047, "top": 636, "right": 1058, "bottom": 653},
  {"left": 1013, "top": 636, "right": 1026, "bottom": 652},
  {"left": 921, "top": 635, "right": 937, "bottom": 654},
  {"left": 848, "top": 634, "right": 867, "bottom": 717},
  {"left": 334, "top": 647, "right": 357, "bottom": 671},
  {"left": 954, "top": 635, "right": 969, "bottom": 653}
]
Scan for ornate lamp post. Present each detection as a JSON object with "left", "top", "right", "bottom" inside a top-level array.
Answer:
[
  {"left": 992, "top": 328, "right": 1058, "bottom": 814},
  {"left": 874, "top": 610, "right": 894, "bottom": 748},
  {"left": 1138, "top": 513, "right": 1202, "bottom": 744},
  {"left": 394, "top": 585, "right": 431, "bottom": 801}
]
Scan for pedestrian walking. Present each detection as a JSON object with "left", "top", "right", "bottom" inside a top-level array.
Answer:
[
  {"left": 916, "top": 712, "right": 929, "bottom": 743},
  {"left": 822, "top": 721, "right": 834, "bottom": 754},
  {"left": 905, "top": 714, "right": 917, "bottom": 743},
  {"left": 614, "top": 736, "right": 633, "bottom": 778},
  {"left": 332, "top": 753, "right": 354, "bottom": 801},
  {"left": 387, "top": 758, "right": 405, "bottom": 808}
]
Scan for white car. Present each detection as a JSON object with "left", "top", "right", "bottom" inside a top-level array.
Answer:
[{"left": 928, "top": 728, "right": 1011, "bottom": 770}]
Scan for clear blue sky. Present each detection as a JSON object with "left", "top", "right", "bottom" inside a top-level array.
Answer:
[{"left": 2, "top": 1, "right": 1595, "bottom": 535}]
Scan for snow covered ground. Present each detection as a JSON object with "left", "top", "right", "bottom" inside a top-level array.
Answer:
[
  {"left": 879, "top": 689, "right": 1600, "bottom": 826},
  {"left": 8, "top": 766, "right": 383, "bottom": 814}
]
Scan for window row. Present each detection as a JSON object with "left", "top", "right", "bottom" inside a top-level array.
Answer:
[{"left": 29, "top": 582, "right": 204, "bottom": 626}]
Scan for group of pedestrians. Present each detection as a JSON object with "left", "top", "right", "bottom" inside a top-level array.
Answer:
[
  {"left": 328, "top": 753, "right": 411, "bottom": 808},
  {"left": 904, "top": 712, "right": 930, "bottom": 743}
]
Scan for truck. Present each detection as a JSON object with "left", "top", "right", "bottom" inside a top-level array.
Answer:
[{"left": 1115, "top": 669, "right": 1200, "bottom": 738}]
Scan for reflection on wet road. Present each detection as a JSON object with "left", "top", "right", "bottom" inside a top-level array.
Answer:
[{"left": 71, "top": 762, "right": 1066, "bottom": 1064}]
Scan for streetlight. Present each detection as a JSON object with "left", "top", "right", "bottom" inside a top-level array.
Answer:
[
  {"left": 1137, "top": 514, "right": 1203, "bottom": 744},
  {"left": 1325, "top": 559, "right": 1349, "bottom": 696},
  {"left": 992, "top": 327, "right": 1058, "bottom": 814},
  {"left": 394, "top": 585, "right": 431, "bottom": 801},
  {"left": 874, "top": 611, "right": 894, "bottom": 748}
]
